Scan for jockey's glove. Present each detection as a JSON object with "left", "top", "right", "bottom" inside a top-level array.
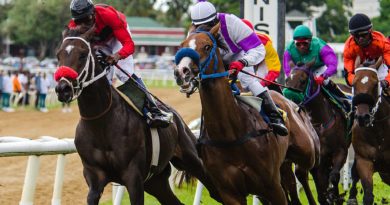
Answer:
[
  {"left": 314, "top": 75, "right": 326, "bottom": 85},
  {"left": 229, "top": 60, "right": 246, "bottom": 76},
  {"left": 380, "top": 79, "right": 389, "bottom": 88},
  {"left": 106, "top": 53, "right": 122, "bottom": 65}
]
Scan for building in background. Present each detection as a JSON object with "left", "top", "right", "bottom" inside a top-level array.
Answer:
[
  {"left": 351, "top": 0, "right": 380, "bottom": 18},
  {"left": 127, "top": 16, "right": 185, "bottom": 58}
]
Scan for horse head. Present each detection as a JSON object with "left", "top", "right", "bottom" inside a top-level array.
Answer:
[
  {"left": 283, "top": 59, "right": 316, "bottom": 104},
  {"left": 174, "top": 23, "right": 227, "bottom": 96},
  {"left": 352, "top": 56, "right": 383, "bottom": 127},
  {"left": 55, "top": 25, "right": 104, "bottom": 102}
]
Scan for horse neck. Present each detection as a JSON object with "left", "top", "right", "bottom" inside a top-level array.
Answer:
[
  {"left": 199, "top": 63, "right": 247, "bottom": 141},
  {"left": 304, "top": 84, "right": 334, "bottom": 123},
  {"left": 77, "top": 77, "right": 112, "bottom": 119},
  {"left": 376, "top": 95, "right": 390, "bottom": 121}
]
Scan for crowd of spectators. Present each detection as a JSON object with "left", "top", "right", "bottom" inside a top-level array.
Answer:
[{"left": 0, "top": 69, "right": 65, "bottom": 113}]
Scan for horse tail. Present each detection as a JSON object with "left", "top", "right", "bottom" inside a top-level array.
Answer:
[{"left": 171, "top": 169, "right": 196, "bottom": 188}]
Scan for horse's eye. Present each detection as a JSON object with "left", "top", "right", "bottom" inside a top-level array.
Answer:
[
  {"left": 79, "top": 53, "right": 88, "bottom": 60},
  {"left": 204, "top": 45, "right": 211, "bottom": 52}
]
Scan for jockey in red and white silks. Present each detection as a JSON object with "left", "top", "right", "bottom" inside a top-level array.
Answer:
[{"left": 68, "top": 2, "right": 135, "bottom": 84}]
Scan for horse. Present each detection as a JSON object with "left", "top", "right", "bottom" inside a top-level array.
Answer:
[
  {"left": 54, "top": 26, "right": 221, "bottom": 205},
  {"left": 348, "top": 56, "right": 390, "bottom": 204},
  {"left": 284, "top": 61, "right": 351, "bottom": 204},
  {"left": 174, "top": 23, "right": 319, "bottom": 205}
]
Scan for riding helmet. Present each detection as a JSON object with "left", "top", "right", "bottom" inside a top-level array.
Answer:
[
  {"left": 190, "top": 1, "right": 217, "bottom": 25},
  {"left": 293, "top": 25, "right": 313, "bottom": 40},
  {"left": 70, "top": 0, "right": 95, "bottom": 20},
  {"left": 348, "top": 13, "right": 372, "bottom": 34}
]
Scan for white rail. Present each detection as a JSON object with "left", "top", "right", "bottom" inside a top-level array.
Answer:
[{"left": 0, "top": 136, "right": 76, "bottom": 205}]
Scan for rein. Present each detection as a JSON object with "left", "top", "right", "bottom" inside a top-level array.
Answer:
[{"left": 80, "top": 88, "right": 113, "bottom": 121}]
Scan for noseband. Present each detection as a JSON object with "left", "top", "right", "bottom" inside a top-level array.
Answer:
[{"left": 59, "top": 36, "right": 108, "bottom": 101}]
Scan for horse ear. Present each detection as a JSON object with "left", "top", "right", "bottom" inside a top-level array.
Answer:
[
  {"left": 373, "top": 56, "right": 383, "bottom": 69},
  {"left": 62, "top": 26, "right": 70, "bottom": 39},
  {"left": 354, "top": 55, "right": 361, "bottom": 68},
  {"left": 81, "top": 24, "right": 96, "bottom": 41},
  {"left": 288, "top": 60, "right": 295, "bottom": 68},
  {"left": 210, "top": 23, "right": 220, "bottom": 37}
]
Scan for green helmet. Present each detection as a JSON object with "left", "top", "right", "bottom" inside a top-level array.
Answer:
[{"left": 293, "top": 25, "right": 313, "bottom": 39}]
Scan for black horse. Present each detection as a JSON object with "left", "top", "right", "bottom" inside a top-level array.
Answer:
[{"left": 54, "top": 26, "right": 220, "bottom": 205}]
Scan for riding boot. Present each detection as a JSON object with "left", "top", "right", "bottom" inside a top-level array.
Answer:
[
  {"left": 132, "top": 74, "right": 171, "bottom": 128},
  {"left": 325, "top": 80, "right": 351, "bottom": 113},
  {"left": 258, "top": 91, "right": 288, "bottom": 136}
]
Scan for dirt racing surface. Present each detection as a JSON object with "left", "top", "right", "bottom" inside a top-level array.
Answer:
[{"left": 0, "top": 88, "right": 201, "bottom": 205}]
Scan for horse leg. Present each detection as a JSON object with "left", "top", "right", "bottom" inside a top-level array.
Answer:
[
  {"left": 311, "top": 165, "right": 331, "bottom": 205},
  {"left": 122, "top": 160, "right": 145, "bottom": 205},
  {"left": 280, "top": 161, "right": 300, "bottom": 205},
  {"left": 145, "top": 165, "right": 184, "bottom": 205},
  {"left": 355, "top": 157, "right": 374, "bottom": 205},
  {"left": 295, "top": 165, "right": 316, "bottom": 205},
  {"left": 261, "top": 181, "right": 288, "bottom": 205},
  {"left": 83, "top": 166, "right": 108, "bottom": 205},
  {"left": 328, "top": 149, "right": 348, "bottom": 204},
  {"left": 347, "top": 160, "right": 359, "bottom": 205}
]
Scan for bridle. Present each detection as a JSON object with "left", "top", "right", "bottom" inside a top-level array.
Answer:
[
  {"left": 175, "top": 31, "right": 229, "bottom": 97},
  {"left": 353, "top": 67, "right": 382, "bottom": 126},
  {"left": 59, "top": 36, "right": 109, "bottom": 101}
]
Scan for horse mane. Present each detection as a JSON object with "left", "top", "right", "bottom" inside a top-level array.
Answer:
[{"left": 194, "top": 24, "right": 228, "bottom": 52}]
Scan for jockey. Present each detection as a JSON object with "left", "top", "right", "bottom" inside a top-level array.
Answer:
[
  {"left": 344, "top": 13, "right": 390, "bottom": 89},
  {"left": 190, "top": 1, "right": 288, "bottom": 136},
  {"left": 283, "top": 25, "right": 350, "bottom": 111},
  {"left": 241, "top": 19, "right": 282, "bottom": 92},
  {"left": 68, "top": 0, "right": 170, "bottom": 128}
]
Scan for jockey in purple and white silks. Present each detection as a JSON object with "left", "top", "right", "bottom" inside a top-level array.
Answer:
[{"left": 189, "top": 0, "right": 288, "bottom": 136}]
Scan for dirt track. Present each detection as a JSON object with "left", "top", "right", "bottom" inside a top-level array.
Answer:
[{"left": 0, "top": 88, "right": 201, "bottom": 205}]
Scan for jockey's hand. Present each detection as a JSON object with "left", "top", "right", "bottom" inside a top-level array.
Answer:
[
  {"left": 229, "top": 61, "right": 245, "bottom": 77},
  {"left": 106, "top": 53, "right": 121, "bottom": 65},
  {"left": 314, "top": 75, "right": 326, "bottom": 85},
  {"left": 380, "top": 80, "right": 389, "bottom": 88}
]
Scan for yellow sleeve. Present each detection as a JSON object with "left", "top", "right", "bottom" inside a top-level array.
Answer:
[{"left": 264, "top": 41, "right": 281, "bottom": 73}]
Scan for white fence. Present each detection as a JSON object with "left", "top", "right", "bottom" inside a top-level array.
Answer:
[{"left": 0, "top": 120, "right": 354, "bottom": 205}]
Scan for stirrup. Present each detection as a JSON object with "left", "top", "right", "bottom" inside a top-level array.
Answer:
[{"left": 270, "top": 121, "right": 288, "bottom": 136}]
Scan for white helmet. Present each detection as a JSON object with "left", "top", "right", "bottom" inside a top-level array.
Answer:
[{"left": 190, "top": 1, "right": 217, "bottom": 25}]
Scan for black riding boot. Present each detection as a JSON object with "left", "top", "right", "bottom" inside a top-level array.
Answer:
[
  {"left": 144, "top": 91, "right": 171, "bottom": 128},
  {"left": 258, "top": 91, "right": 288, "bottom": 136},
  {"left": 325, "top": 80, "right": 351, "bottom": 112},
  {"left": 131, "top": 74, "right": 171, "bottom": 128}
]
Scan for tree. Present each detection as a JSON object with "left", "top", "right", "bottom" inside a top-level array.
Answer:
[
  {"left": 372, "top": 0, "right": 390, "bottom": 36},
  {"left": 2, "top": 0, "right": 71, "bottom": 58},
  {"left": 316, "top": 0, "right": 351, "bottom": 42},
  {"left": 287, "top": 0, "right": 324, "bottom": 14},
  {"left": 99, "top": 0, "right": 158, "bottom": 17}
]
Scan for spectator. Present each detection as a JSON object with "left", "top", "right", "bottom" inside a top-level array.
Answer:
[
  {"left": 2, "top": 71, "right": 14, "bottom": 112},
  {"left": 0, "top": 70, "right": 3, "bottom": 107},
  {"left": 35, "top": 72, "right": 42, "bottom": 110},
  {"left": 38, "top": 73, "right": 50, "bottom": 112}
]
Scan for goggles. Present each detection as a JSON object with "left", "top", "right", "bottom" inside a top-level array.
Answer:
[
  {"left": 294, "top": 39, "right": 311, "bottom": 47},
  {"left": 351, "top": 30, "right": 371, "bottom": 38}
]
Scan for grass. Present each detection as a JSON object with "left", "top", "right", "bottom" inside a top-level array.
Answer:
[{"left": 100, "top": 173, "right": 389, "bottom": 205}]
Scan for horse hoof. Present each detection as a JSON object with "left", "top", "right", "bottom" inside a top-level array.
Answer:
[{"left": 347, "top": 199, "right": 358, "bottom": 205}]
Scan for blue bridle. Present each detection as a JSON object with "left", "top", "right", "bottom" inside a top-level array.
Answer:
[{"left": 175, "top": 31, "right": 229, "bottom": 80}]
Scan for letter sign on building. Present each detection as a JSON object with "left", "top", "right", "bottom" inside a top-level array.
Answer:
[{"left": 244, "top": 0, "right": 279, "bottom": 50}]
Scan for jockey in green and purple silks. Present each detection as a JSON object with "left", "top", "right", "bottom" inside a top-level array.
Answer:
[{"left": 283, "top": 25, "right": 350, "bottom": 111}]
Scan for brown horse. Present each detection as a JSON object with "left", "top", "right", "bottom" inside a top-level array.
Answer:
[
  {"left": 284, "top": 61, "right": 351, "bottom": 204},
  {"left": 348, "top": 57, "right": 390, "bottom": 204},
  {"left": 54, "top": 26, "right": 220, "bottom": 205},
  {"left": 174, "top": 23, "right": 319, "bottom": 205}
]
